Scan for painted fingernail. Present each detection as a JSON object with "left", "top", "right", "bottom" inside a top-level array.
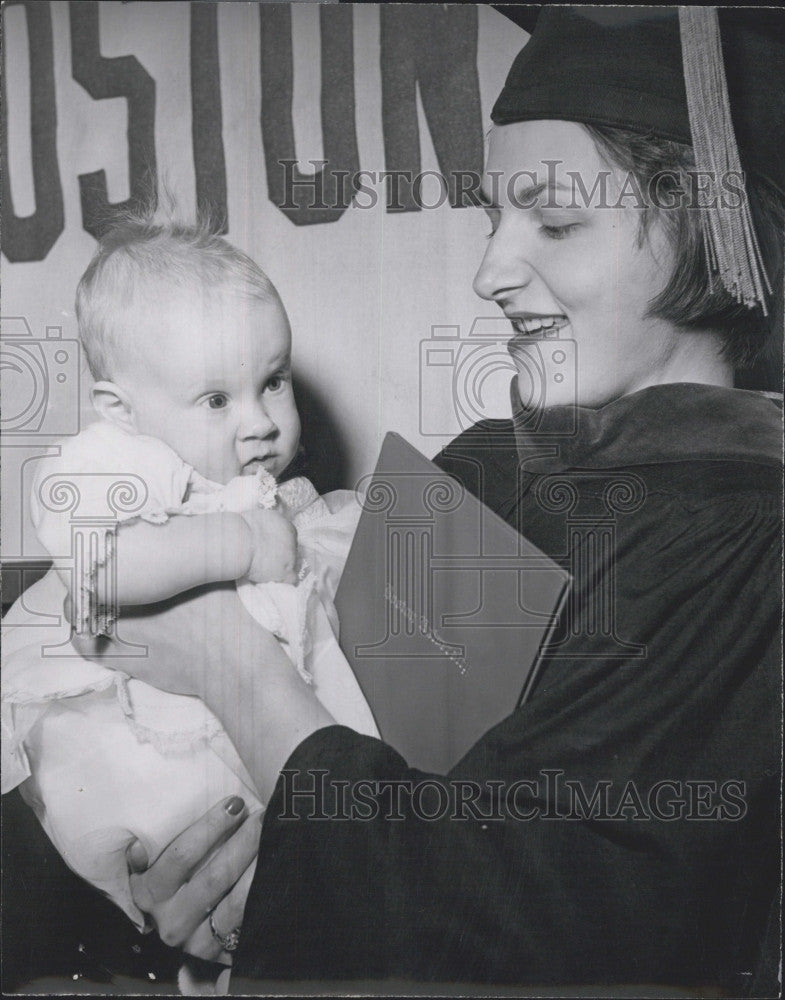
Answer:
[{"left": 225, "top": 796, "right": 245, "bottom": 816}]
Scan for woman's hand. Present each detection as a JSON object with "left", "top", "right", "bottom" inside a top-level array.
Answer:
[
  {"left": 127, "top": 796, "right": 263, "bottom": 964},
  {"left": 68, "top": 581, "right": 336, "bottom": 799},
  {"left": 66, "top": 580, "right": 289, "bottom": 698}
]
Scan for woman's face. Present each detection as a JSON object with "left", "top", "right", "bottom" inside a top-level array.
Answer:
[{"left": 473, "top": 120, "right": 699, "bottom": 410}]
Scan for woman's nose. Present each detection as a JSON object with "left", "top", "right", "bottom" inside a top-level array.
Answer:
[
  {"left": 238, "top": 400, "right": 277, "bottom": 439},
  {"left": 473, "top": 222, "right": 532, "bottom": 303}
]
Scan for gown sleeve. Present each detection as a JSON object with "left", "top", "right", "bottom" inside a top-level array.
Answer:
[{"left": 231, "top": 461, "right": 781, "bottom": 989}]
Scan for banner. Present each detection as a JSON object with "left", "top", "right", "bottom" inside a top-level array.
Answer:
[{"left": 1, "top": 2, "right": 524, "bottom": 559}]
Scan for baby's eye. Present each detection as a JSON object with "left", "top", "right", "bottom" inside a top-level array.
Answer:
[
  {"left": 207, "top": 393, "right": 229, "bottom": 409},
  {"left": 266, "top": 374, "right": 285, "bottom": 392}
]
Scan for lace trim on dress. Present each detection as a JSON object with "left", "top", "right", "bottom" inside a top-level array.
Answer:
[
  {"left": 279, "top": 477, "right": 322, "bottom": 519},
  {"left": 181, "top": 467, "right": 279, "bottom": 515},
  {"left": 113, "top": 673, "right": 226, "bottom": 754}
]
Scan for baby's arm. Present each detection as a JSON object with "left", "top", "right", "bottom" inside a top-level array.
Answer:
[
  {"left": 95, "top": 507, "right": 297, "bottom": 607},
  {"left": 31, "top": 426, "right": 296, "bottom": 624},
  {"left": 109, "top": 511, "right": 249, "bottom": 604}
]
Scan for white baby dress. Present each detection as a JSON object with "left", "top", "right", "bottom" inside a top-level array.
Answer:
[{"left": 1, "top": 420, "right": 378, "bottom": 927}]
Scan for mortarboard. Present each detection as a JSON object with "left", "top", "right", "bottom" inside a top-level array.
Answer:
[{"left": 491, "top": 6, "right": 785, "bottom": 313}]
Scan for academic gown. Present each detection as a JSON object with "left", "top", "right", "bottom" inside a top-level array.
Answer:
[{"left": 232, "top": 383, "right": 782, "bottom": 994}]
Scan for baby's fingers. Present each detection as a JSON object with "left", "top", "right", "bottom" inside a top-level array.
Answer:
[{"left": 282, "top": 560, "right": 299, "bottom": 586}]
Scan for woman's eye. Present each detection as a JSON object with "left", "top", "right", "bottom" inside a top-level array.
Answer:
[
  {"left": 540, "top": 223, "right": 580, "bottom": 240},
  {"left": 482, "top": 206, "right": 500, "bottom": 241},
  {"left": 207, "top": 393, "right": 228, "bottom": 409}
]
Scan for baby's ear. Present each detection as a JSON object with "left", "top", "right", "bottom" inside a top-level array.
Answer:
[{"left": 90, "top": 381, "right": 137, "bottom": 433}]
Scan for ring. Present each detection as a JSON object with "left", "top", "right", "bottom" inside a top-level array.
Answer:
[{"left": 209, "top": 911, "right": 241, "bottom": 953}]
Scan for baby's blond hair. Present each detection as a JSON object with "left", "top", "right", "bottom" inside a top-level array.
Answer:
[{"left": 76, "top": 208, "right": 278, "bottom": 380}]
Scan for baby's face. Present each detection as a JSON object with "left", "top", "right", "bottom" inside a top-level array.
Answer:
[{"left": 123, "top": 286, "right": 301, "bottom": 484}]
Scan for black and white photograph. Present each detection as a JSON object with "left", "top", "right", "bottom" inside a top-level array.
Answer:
[{"left": 1, "top": 2, "right": 782, "bottom": 996}]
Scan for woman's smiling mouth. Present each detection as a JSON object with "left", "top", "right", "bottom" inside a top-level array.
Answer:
[
  {"left": 507, "top": 313, "right": 569, "bottom": 353},
  {"left": 507, "top": 313, "right": 570, "bottom": 339}
]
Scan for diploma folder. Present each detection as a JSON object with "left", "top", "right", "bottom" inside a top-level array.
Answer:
[{"left": 335, "top": 433, "right": 570, "bottom": 773}]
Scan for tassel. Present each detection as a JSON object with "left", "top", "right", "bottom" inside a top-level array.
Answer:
[{"left": 678, "top": 7, "right": 771, "bottom": 313}]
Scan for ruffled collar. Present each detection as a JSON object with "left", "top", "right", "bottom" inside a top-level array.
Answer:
[{"left": 510, "top": 381, "right": 783, "bottom": 473}]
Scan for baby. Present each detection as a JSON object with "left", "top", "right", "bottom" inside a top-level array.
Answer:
[{"left": 1, "top": 216, "right": 377, "bottom": 926}]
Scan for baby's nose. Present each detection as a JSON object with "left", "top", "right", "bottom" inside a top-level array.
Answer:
[{"left": 238, "top": 401, "right": 277, "bottom": 439}]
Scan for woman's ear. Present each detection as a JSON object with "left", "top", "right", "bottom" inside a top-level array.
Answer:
[{"left": 90, "top": 381, "right": 137, "bottom": 433}]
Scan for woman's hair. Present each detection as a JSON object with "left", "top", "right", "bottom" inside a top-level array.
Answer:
[
  {"left": 584, "top": 124, "right": 784, "bottom": 377},
  {"left": 76, "top": 206, "right": 278, "bottom": 381}
]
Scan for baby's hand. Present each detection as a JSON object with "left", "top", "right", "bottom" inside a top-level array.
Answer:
[{"left": 241, "top": 508, "right": 298, "bottom": 585}]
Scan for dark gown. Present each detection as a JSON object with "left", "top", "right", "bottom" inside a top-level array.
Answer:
[{"left": 232, "top": 383, "right": 782, "bottom": 994}]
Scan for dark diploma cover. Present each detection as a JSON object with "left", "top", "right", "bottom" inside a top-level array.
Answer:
[{"left": 336, "top": 433, "right": 571, "bottom": 773}]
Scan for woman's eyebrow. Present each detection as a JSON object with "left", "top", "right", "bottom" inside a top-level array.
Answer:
[
  {"left": 515, "top": 180, "right": 574, "bottom": 205},
  {"left": 478, "top": 179, "right": 573, "bottom": 209},
  {"left": 515, "top": 180, "right": 547, "bottom": 204}
]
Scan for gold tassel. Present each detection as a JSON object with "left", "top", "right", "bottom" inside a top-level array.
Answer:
[{"left": 679, "top": 7, "right": 771, "bottom": 314}]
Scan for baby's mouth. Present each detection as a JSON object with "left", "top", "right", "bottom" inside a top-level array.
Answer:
[{"left": 242, "top": 457, "right": 274, "bottom": 476}]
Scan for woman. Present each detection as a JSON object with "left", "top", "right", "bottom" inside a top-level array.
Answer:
[{"left": 44, "top": 6, "right": 785, "bottom": 993}]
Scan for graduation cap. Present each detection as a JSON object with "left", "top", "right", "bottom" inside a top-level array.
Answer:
[{"left": 491, "top": 6, "right": 785, "bottom": 314}]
